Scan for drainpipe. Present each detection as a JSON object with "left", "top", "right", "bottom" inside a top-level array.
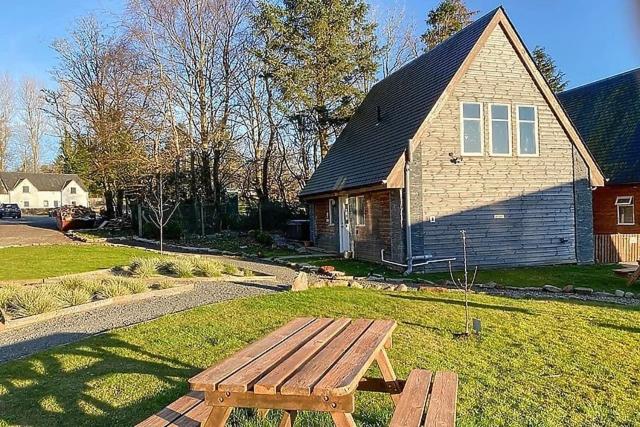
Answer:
[{"left": 404, "top": 141, "right": 413, "bottom": 275}]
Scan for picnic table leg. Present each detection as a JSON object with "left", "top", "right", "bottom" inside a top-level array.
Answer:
[
  {"left": 331, "top": 413, "right": 356, "bottom": 427},
  {"left": 375, "top": 348, "right": 402, "bottom": 405},
  {"left": 203, "top": 406, "right": 233, "bottom": 427},
  {"left": 278, "top": 410, "right": 297, "bottom": 427},
  {"left": 257, "top": 409, "right": 270, "bottom": 419}
]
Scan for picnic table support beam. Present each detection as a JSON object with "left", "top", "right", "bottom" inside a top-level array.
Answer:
[
  {"left": 203, "top": 406, "right": 233, "bottom": 427},
  {"left": 331, "top": 412, "right": 357, "bottom": 427},
  {"left": 375, "top": 348, "right": 402, "bottom": 405},
  {"left": 278, "top": 410, "right": 297, "bottom": 427},
  {"left": 257, "top": 408, "right": 270, "bottom": 419}
]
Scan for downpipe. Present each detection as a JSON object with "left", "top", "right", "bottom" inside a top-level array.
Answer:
[{"left": 404, "top": 142, "right": 413, "bottom": 275}]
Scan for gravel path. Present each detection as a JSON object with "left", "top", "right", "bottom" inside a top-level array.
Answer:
[{"left": 0, "top": 280, "right": 282, "bottom": 364}]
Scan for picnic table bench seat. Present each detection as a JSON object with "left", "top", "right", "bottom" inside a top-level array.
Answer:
[
  {"left": 389, "top": 369, "right": 458, "bottom": 427},
  {"left": 136, "top": 391, "right": 210, "bottom": 427}
]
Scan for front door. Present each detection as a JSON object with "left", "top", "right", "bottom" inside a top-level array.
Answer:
[{"left": 338, "top": 196, "right": 351, "bottom": 253}]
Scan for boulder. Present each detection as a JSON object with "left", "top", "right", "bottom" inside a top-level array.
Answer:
[
  {"left": 574, "top": 287, "right": 594, "bottom": 295},
  {"left": 292, "top": 272, "right": 309, "bottom": 291},
  {"left": 396, "top": 284, "right": 409, "bottom": 292},
  {"left": 543, "top": 285, "right": 562, "bottom": 293},
  {"left": 594, "top": 291, "right": 613, "bottom": 297},
  {"left": 625, "top": 292, "right": 635, "bottom": 298},
  {"left": 349, "top": 281, "right": 363, "bottom": 289},
  {"left": 615, "top": 289, "right": 626, "bottom": 297},
  {"left": 318, "top": 265, "right": 336, "bottom": 275},
  {"left": 562, "top": 285, "right": 574, "bottom": 293}
]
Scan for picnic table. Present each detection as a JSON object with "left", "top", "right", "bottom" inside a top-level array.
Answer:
[{"left": 138, "top": 317, "right": 457, "bottom": 427}]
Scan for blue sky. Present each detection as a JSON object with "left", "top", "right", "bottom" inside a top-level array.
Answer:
[{"left": 0, "top": 0, "right": 638, "bottom": 89}]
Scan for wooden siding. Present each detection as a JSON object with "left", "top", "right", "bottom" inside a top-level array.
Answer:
[
  {"left": 412, "top": 25, "right": 580, "bottom": 270},
  {"left": 593, "top": 184, "right": 640, "bottom": 234},
  {"left": 312, "top": 199, "right": 338, "bottom": 252},
  {"left": 595, "top": 234, "right": 640, "bottom": 263}
]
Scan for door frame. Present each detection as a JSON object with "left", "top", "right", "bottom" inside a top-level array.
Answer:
[{"left": 338, "top": 196, "right": 351, "bottom": 253}]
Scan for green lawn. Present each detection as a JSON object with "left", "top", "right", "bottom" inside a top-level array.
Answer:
[
  {"left": 0, "top": 245, "right": 156, "bottom": 281},
  {"left": 0, "top": 288, "right": 638, "bottom": 426},
  {"left": 293, "top": 258, "right": 631, "bottom": 293}
]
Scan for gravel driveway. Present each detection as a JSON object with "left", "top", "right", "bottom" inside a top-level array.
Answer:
[
  {"left": 0, "top": 280, "right": 282, "bottom": 364},
  {"left": 0, "top": 215, "right": 71, "bottom": 246}
]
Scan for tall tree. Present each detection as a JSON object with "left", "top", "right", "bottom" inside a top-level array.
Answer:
[
  {"left": 18, "top": 78, "right": 47, "bottom": 172},
  {"left": 532, "top": 46, "right": 568, "bottom": 93},
  {"left": 0, "top": 74, "right": 14, "bottom": 170},
  {"left": 260, "top": 0, "right": 377, "bottom": 160},
  {"left": 421, "top": 0, "right": 476, "bottom": 51},
  {"left": 376, "top": 6, "right": 421, "bottom": 78}
]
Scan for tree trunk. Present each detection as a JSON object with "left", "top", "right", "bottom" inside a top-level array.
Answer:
[
  {"left": 115, "top": 189, "right": 124, "bottom": 217},
  {"left": 212, "top": 148, "right": 222, "bottom": 231},
  {"left": 104, "top": 189, "right": 115, "bottom": 219}
]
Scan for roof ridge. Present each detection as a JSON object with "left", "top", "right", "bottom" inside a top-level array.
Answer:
[{"left": 560, "top": 66, "right": 640, "bottom": 95}]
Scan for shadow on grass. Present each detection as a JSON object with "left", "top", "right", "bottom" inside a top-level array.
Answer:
[
  {"left": 0, "top": 333, "right": 199, "bottom": 427},
  {"left": 387, "top": 293, "right": 536, "bottom": 315},
  {"left": 594, "top": 321, "right": 640, "bottom": 334}
]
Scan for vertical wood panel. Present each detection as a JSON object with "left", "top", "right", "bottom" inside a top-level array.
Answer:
[{"left": 594, "top": 234, "right": 640, "bottom": 263}]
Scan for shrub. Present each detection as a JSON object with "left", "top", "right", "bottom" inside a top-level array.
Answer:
[
  {"left": 192, "top": 258, "right": 224, "bottom": 278},
  {"left": 223, "top": 264, "right": 241, "bottom": 276},
  {"left": 59, "top": 278, "right": 101, "bottom": 295},
  {"left": 242, "top": 268, "right": 254, "bottom": 277},
  {"left": 130, "top": 257, "right": 161, "bottom": 278},
  {"left": 254, "top": 231, "right": 274, "bottom": 246},
  {"left": 0, "top": 285, "right": 20, "bottom": 311},
  {"left": 143, "top": 221, "right": 183, "bottom": 240},
  {"left": 162, "top": 258, "right": 195, "bottom": 278},
  {"left": 56, "top": 287, "right": 93, "bottom": 306},
  {"left": 152, "top": 280, "right": 175, "bottom": 290},
  {"left": 96, "top": 279, "right": 132, "bottom": 299},
  {"left": 7, "top": 287, "right": 62, "bottom": 317}
]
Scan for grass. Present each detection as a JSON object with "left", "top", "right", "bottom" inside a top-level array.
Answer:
[
  {"left": 0, "top": 288, "right": 638, "bottom": 426},
  {"left": 293, "top": 258, "right": 632, "bottom": 293},
  {"left": 0, "top": 245, "right": 156, "bottom": 281}
]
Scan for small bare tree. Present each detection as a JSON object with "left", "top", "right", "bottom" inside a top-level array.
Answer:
[
  {"left": 0, "top": 74, "right": 14, "bottom": 170},
  {"left": 18, "top": 78, "right": 47, "bottom": 172},
  {"left": 449, "top": 230, "right": 478, "bottom": 336}
]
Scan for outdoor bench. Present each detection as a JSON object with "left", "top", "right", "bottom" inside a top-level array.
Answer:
[{"left": 136, "top": 317, "right": 458, "bottom": 427}]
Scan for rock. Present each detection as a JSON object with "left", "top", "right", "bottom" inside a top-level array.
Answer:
[
  {"left": 396, "top": 284, "right": 409, "bottom": 292},
  {"left": 625, "top": 292, "right": 635, "bottom": 298},
  {"left": 330, "top": 280, "right": 349, "bottom": 287},
  {"left": 594, "top": 291, "right": 613, "bottom": 297},
  {"left": 383, "top": 285, "right": 397, "bottom": 291},
  {"left": 495, "top": 283, "right": 506, "bottom": 289},
  {"left": 574, "top": 287, "right": 594, "bottom": 295},
  {"left": 386, "top": 278, "right": 405, "bottom": 284},
  {"left": 418, "top": 285, "right": 432, "bottom": 292},
  {"left": 562, "top": 285, "right": 574, "bottom": 293},
  {"left": 543, "top": 285, "right": 562, "bottom": 293},
  {"left": 481, "top": 282, "right": 496, "bottom": 289},
  {"left": 367, "top": 283, "right": 383, "bottom": 290},
  {"left": 318, "top": 265, "right": 336, "bottom": 275},
  {"left": 292, "top": 272, "right": 309, "bottom": 291},
  {"left": 349, "top": 281, "right": 363, "bottom": 289},
  {"left": 615, "top": 289, "right": 626, "bottom": 297},
  {"left": 521, "top": 287, "right": 540, "bottom": 291}
]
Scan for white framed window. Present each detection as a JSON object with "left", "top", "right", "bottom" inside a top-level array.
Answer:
[
  {"left": 460, "top": 102, "right": 483, "bottom": 155},
  {"left": 43, "top": 200, "right": 49, "bottom": 207},
  {"left": 22, "top": 186, "right": 29, "bottom": 193},
  {"left": 71, "top": 201, "right": 76, "bottom": 206},
  {"left": 489, "top": 104, "right": 511, "bottom": 156},
  {"left": 70, "top": 187, "right": 77, "bottom": 194},
  {"left": 356, "top": 195, "right": 365, "bottom": 226},
  {"left": 616, "top": 196, "right": 635, "bottom": 225},
  {"left": 328, "top": 199, "right": 338, "bottom": 225},
  {"left": 23, "top": 200, "right": 29, "bottom": 207},
  {"left": 54, "top": 200, "right": 59, "bottom": 208},
  {"left": 516, "top": 105, "right": 539, "bottom": 156}
]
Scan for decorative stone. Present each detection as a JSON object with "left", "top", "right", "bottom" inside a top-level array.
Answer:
[
  {"left": 386, "top": 278, "right": 405, "bottom": 284},
  {"left": 292, "top": 272, "right": 309, "bottom": 291},
  {"left": 486, "top": 281, "right": 498, "bottom": 288},
  {"left": 574, "top": 287, "right": 594, "bottom": 295},
  {"left": 330, "top": 280, "right": 349, "bottom": 287},
  {"left": 318, "top": 265, "right": 336, "bottom": 275},
  {"left": 625, "top": 292, "right": 635, "bottom": 298},
  {"left": 543, "top": 285, "right": 562, "bottom": 293},
  {"left": 562, "top": 285, "right": 574, "bottom": 293},
  {"left": 349, "top": 281, "right": 363, "bottom": 289},
  {"left": 396, "top": 284, "right": 409, "bottom": 292},
  {"left": 594, "top": 291, "right": 613, "bottom": 297},
  {"left": 615, "top": 290, "right": 626, "bottom": 297}
]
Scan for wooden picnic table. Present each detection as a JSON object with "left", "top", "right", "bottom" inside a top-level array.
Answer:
[{"left": 188, "top": 317, "right": 398, "bottom": 427}]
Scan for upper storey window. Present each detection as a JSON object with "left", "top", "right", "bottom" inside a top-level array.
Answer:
[
  {"left": 517, "top": 105, "right": 538, "bottom": 156},
  {"left": 461, "top": 102, "right": 483, "bottom": 155}
]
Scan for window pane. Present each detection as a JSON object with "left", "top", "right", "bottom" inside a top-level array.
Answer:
[
  {"left": 519, "top": 106, "right": 535, "bottom": 121},
  {"left": 357, "top": 196, "right": 365, "bottom": 225},
  {"left": 463, "top": 103, "right": 481, "bottom": 119},
  {"left": 619, "top": 206, "right": 634, "bottom": 224},
  {"left": 519, "top": 122, "right": 537, "bottom": 154},
  {"left": 492, "top": 121, "right": 509, "bottom": 154},
  {"left": 491, "top": 105, "right": 508, "bottom": 120},
  {"left": 463, "top": 119, "right": 482, "bottom": 153}
]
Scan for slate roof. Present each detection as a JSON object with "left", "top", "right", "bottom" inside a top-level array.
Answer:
[
  {"left": 0, "top": 172, "right": 88, "bottom": 194},
  {"left": 558, "top": 68, "right": 640, "bottom": 185},
  {"left": 299, "top": 8, "right": 500, "bottom": 197}
]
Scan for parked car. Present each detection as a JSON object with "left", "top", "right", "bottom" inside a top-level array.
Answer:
[{"left": 0, "top": 203, "right": 21, "bottom": 219}]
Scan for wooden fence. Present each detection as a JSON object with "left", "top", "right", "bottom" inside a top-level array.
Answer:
[{"left": 594, "top": 234, "right": 640, "bottom": 263}]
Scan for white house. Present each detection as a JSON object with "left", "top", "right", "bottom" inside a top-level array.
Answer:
[{"left": 0, "top": 172, "right": 89, "bottom": 209}]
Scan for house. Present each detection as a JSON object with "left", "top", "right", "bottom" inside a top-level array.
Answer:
[
  {"left": 0, "top": 172, "right": 89, "bottom": 210},
  {"left": 558, "top": 68, "right": 640, "bottom": 262},
  {"left": 299, "top": 7, "right": 604, "bottom": 272}
]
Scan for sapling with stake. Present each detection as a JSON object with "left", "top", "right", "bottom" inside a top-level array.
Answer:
[{"left": 449, "top": 230, "right": 478, "bottom": 336}]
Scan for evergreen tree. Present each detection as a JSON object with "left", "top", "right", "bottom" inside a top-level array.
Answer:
[
  {"left": 421, "top": 0, "right": 476, "bottom": 51},
  {"left": 258, "top": 0, "right": 377, "bottom": 160},
  {"left": 532, "top": 46, "right": 568, "bottom": 93}
]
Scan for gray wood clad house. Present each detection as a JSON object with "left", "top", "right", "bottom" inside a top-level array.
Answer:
[{"left": 299, "top": 7, "right": 604, "bottom": 272}]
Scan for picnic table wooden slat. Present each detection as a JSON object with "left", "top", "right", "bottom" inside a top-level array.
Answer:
[
  {"left": 424, "top": 372, "right": 459, "bottom": 427},
  {"left": 166, "top": 400, "right": 213, "bottom": 427},
  {"left": 136, "top": 391, "right": 204, "bottom": 427},
  {"left": 313, "top": 319, "right": 397, "bottom": 397},
  {"left": 387, "top": 369, "right": 432, "bottom": 427},
  {"left": 189, "top": 317, "right": 314, "bottom": 391},
  {"left": 218, "top": 318, "right": 334, "bottom": 392},
  {"left": 279, "top": 319, "right": 373, "bottom": 396},
  {"left": 254, "top": 318, "right": 352, "bottom": 395}
]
